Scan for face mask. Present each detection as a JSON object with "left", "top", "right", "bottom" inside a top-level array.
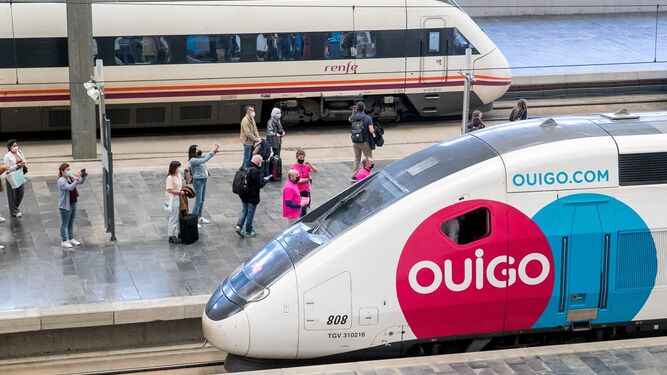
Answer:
[
  {"left": 250, "top": 112, "right": 256, "bottom": 118},
  {"left": 297, "top": 159, "right": 304, "bottom": 164},
  {"left": 369, "top": 164, "right": 375, "bottom": 170},
  {"left": 11, "top": 146, "right": 18, "bottom": 152},
  {"left": 66, "top": 171, "right": 75, "bottom": 178},
  {"left": 292, "top": 176, "right": 299, "bottom": 183},
  {"left": 275, "top": 114, "right": 281, "bottom": 119},
  {"left": 177, "top": 167, "right": 183, "bottom": 174},
  {"left": 196, "top": 150, "right": 203, "bottom": 157}
]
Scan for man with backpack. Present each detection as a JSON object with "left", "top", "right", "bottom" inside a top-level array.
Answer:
[
  {"left": 234, "top": 155, "right": 268, "bottom": 238},
  {"left": 349, "top": 102, "right": 375, "bottom": 181}
]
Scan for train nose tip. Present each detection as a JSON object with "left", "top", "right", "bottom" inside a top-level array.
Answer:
[{"left": 202, "top": 309, "right": 250, "bottom": 356}]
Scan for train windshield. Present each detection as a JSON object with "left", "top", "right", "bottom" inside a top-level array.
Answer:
[
  {"left": 226, "top": 240, "right": 293, "bottom": 303},
  {"left": 313, "top": 171, "right": 407, "bottom": 237}
]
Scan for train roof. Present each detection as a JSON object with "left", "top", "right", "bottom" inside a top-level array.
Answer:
[{"left": 472, "top": 110, "right": 667, "bottom": 157}]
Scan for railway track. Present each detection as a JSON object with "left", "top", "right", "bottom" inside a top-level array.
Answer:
[{"left": 0, "top": 344, "right": 226, "bottom": 375}]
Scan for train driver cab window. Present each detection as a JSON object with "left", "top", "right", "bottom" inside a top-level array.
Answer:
[
  {"left": 441, "top": 207, "right": 490, "bottom": 245},
  {"left": 186, "top": 35, "right": 240, "bottom": 63},
  {"left": 428, "top": 31, "right": 441, "bottom": 53},
  {"left": 447, "top": 28, "right": 478, "bottom": 56},
  {"left": 114, "top": 36, "right": 170, "bottom": 65}
]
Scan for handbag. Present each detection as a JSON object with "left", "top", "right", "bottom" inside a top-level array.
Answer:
[
  {"left": 7, "top": 169, "right": 25, "bottom": 189},
  {"left": 163, "top": 192, "right": 174, "bottom": 212}
]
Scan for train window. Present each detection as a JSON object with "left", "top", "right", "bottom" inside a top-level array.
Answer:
[
  {"left": 114, "top": 36, "right": 170, "bottom": 65},
  {"left": 186, "top": 35, "right": 240, "bottom": 63},
  {"left": 93, "top": 38, "right": 98, "bottom": 62},
  {"left": 257, "top": 33, "right": 310, "bottom": 61},
  {"left": 324, "top": 32, "right": 376, "bottom": 59},
  {"left": 441, "top": 207, "right": 491, "bottom": 245},
  {"left": 446, "top": 28, "right": 478, "bottom": 55},
  {"left": 428, "top": 31, "right": 440, "bottom": 53}
]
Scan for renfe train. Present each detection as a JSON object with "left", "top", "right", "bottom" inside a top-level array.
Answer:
[
  {"left": 203, "top": 110, "right": 667, "bottom": 371},
  {"left": 0, "top": 0, "right": 510, "bottom": 132}
]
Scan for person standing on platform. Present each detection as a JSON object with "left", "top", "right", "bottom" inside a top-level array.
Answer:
[
  {"left": 236, "top": 155, "right": 267, "bottom": 238},
  {"left": 349, "top": 102, "right": 375, "bottom": 181},
  {"left": 188, "top": 143, "right": 219, "bottom": 227},
  {"left": 240, "top": 105, "right": 261, "bottom": 166},
  {"left": 467, "top": 110, "right": 486, "bottom": 132},
  {"left": 57, "top": 163, "right": 87, "bottom": 248},
  {"left": 355, "top": 157, "right": 374, "bottom": 182},
  {"left": 283, "top": 169, "right": 303, "bottom": 226},
  {"left": 266, "top": 107, "right": 285, "bottom": 157},
  {"left": 165, "top": 161, "right": 184, "bottom": 244},
  {"left": 4, "top": 139, "right": 27, "bottom": 218},
  {"left": 292, "top": 149, "right": 317, "bottom": 217},
  {"left": 509, "top": 98, "right": 528, "bottom": 122}
]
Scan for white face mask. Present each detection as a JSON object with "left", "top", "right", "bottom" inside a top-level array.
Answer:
[
  {"left": 250, "top": 112, "right": 256, "bottom": 118},
  {"left": 66, "top": 170, "right": 75, "bottom": 178},
  {"left": 177, "top": 167, "right": 183, "bottom": 175},
  {"left": 276, "top": 114, "right": 281, "bottom": 119}
]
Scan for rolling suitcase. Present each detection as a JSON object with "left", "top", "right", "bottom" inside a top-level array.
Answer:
[
  {"left": 269, "top": 154, "right": 282, "bottom": 181},
  {"left": 179, "top": 213, "right": 199, "bottom": 244}
]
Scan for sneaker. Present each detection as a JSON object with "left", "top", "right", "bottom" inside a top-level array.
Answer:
[
  {"left": 61, "top": 241, "right": 73, "bottom": 249},
  {"left": 198, "top": 217, "right": 210, "bottom": 224},
  {"left": 235, "top": 225, "right": 245, "bottom": 237},
  {"left": 15, "top": 212, "right": 21, "bottom": 218},
  {"left": 0, "top": 217, "right": 5, "bottom": 223},
  {"left": 245, "top": 230, "right": 258, "bottom": 237},
  {"left": 197, "top": 224, "right": 202, "bottom": 230},
  {"left": 69, "top": 239, "right": 81, "bottom": 246},
  {"left": 168, "top": 236, "right": 181, "bottom": 244}
]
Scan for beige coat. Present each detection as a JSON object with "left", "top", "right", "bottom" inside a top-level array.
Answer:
[{"left": 240, "top": 115, "right": 261, "bottom": 146}]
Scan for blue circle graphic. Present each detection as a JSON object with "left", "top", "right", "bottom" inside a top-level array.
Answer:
[{"left": 532, "top": 193, "right": 657, "bottom": 328}]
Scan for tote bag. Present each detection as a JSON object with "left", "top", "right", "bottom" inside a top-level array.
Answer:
[{"left": 7, "top": 169, "right": 25, "bottom": 189}]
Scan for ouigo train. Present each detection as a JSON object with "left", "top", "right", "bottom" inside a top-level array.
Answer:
[
  {"left": 0, "top": 0, "right": 510, "bottom": 132},
  {"left": 203, "top": 110, "right": 667, "bottom": 371}
]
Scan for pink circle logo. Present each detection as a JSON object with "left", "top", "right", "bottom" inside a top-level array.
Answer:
[{"left": 396, "top": 200, "right": 554, "bottom": 338}]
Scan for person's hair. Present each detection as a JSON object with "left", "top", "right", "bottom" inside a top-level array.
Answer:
[
  {"left": 288, "top": 169, "right": 300, "bottom": 180},
  {"left": 296, "top": 149, "right": 306, "bottom": 158},
  {"left": 517, "top": 98, "right": 526, "bottom": 108},
  {"left": 271, "top": 107, "right": 281, "bottom": 117},
  {"left": 58, "top": 163, "right": 70, "bottom": 177},
  {"left": 356, "top": 102, "right": 366, "bottom": 113},
  {"left": 246, "top": 104, "right": 255, "bottom": 112},
  {"left": 251, "top": 154, "right": 263, "bottom": 164},
  {"left": 188, "top": 145, "right": 198, "bottom": 160},
  {"left": 6, "top": 139, "right": 17, "bottom": 151},
  {"left": 472, "top": 110, "right": 482, "bottom": 119},
  {"left": 363, "top": 156, "right": 373, "bottom": 167},
  {"left": 168, "top": 161, "right": 181, "bottom": 176}
]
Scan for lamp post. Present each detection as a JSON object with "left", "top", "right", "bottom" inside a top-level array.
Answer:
[
  {"left": 84, "top": 60, "right": 116, "bottom": 241},
  {"left": 460, "top": 48, "right": 474, "bottom": 134}
]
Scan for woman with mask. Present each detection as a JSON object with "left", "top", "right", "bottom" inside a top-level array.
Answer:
[
  {"left": 57, "top": 163, "right": 87, "bottom": 248},
  {"left": 291, "top": 149, "right": 317, "bottom": 217},
  {"left": 4, "top": 139, "right": 27, "bottom": 218},
  {"left": 166, "top": 161, "right": 185, "bottom": 244},
  {"left": 282, "top": 169, "right": 304, "bottom": 226},
  {"left": 266, "top": 107, "right": 285, "bottom": 157},
  {"left": 188, "top": 143, "right": 220, "bottom": 227}
]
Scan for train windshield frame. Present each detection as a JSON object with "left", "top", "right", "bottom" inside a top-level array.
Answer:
[{"left": 313, "top": 171, "right": 407, "bottom": 237}]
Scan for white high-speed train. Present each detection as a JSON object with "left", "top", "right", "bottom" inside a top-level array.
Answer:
[
  {"left": 203, "top": 110, "right": 667, "bottom": 371},
  {"left": 0, "top": 0, "right": 510, "bottom": 132}
]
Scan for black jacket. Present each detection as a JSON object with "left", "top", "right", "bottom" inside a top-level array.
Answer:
[{"left": 240, "top": 162, "right": 266, "bottom": 205}]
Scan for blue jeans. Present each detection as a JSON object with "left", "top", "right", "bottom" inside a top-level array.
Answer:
[
  {"left": 236, "top": 202, "right": 257, "bottom": 233},
  {"left": 59, "top": 203, "right": 77, "bottom": 242},
  {"left": 243, "top": 144, "right": 253, "bottom": 166},
  {"left": 192, "top": 178, "right": 207, "bottom": 218}
]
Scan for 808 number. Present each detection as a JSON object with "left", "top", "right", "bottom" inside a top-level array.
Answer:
[{"left": 326, "top": 314, "right": 348, "bottom": 325}]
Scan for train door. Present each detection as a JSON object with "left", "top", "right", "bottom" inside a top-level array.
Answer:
[
  {"left": 559, "top": 195, "right": 612, "bottom": 325},
  {"left": 420, "top": 17, "right": 448, "bottom": 84}
]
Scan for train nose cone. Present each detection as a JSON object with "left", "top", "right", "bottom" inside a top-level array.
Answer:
[{"left": 202, "top": 308, "right": 250, "bottom": 356}]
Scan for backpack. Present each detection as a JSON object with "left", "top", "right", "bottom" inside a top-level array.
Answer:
[
  {"left": 232, "top": 166, "right": 250, "bottom": 195},
  {"left": 350, "top": 118, "right": 366, "bottom": 143},
  {"left": 253, "top": 139, "right": 272, "bottom": 161}
]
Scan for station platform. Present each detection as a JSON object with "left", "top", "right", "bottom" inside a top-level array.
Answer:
[
  {"left": 476, "top": 12, "right": 667, "bottom": 93},
  {"left": 247, "top": 336, "right": 667, "bottom": 375}
]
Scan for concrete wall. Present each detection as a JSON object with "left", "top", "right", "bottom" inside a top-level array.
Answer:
[{"left": 456, "top": 0, "right": 664, "bottom": 17}]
